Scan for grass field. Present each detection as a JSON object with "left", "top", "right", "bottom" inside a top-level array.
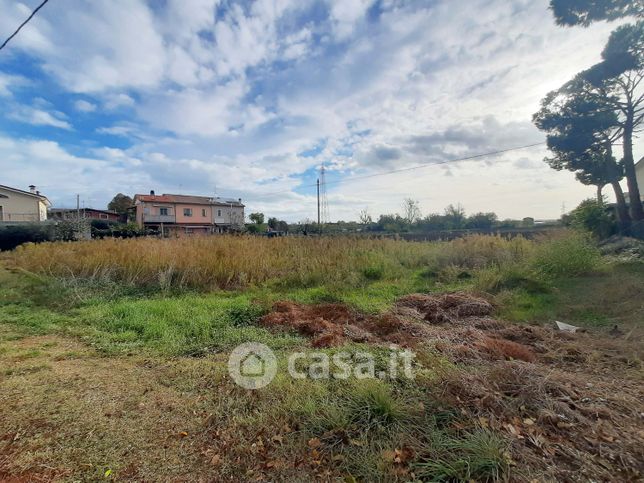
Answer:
[{"left": 1, "top": 232, "right": 642, "bottom": 481}]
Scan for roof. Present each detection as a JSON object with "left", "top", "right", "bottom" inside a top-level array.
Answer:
[
  {"left": 134, "top": 193, "right": 244, "bottom": 207},
  {"left": 50, "top": 208, "right": 119, "bottom": 215},
  {"left": 0, "top": 184, "right": 51, "bottom": 206}
]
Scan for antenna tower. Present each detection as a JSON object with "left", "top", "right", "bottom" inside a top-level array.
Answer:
[{"left": 319, "top": 164, "right": 330, "bottom": 224}]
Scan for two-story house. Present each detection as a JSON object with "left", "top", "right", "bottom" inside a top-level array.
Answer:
[
  {"left": 133, "top": 191, "right": 244, "bottom": 234},
  {"left": 0, "top": 184, "right": 51, "bottom": 222}
]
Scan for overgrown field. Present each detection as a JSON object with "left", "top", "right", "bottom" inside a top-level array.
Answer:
[
  {"left": 1, "top": 232, "right": 642, "bottom": 481},
  {"left": 6, "top": 230, "right": 603, "bottom": 292}
]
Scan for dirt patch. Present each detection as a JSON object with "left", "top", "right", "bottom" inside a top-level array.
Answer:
[
  {"left": 260, "top": 300, "right": 435, "bottom": 347},
  {"left": 260, "top": 293, "right": 535, "bottom": 363},
  {"left": 396, "top": 292, "right": 494, "bottom": 322},
  {"left": 438, "top": 358, "right": 644, "bottom": 481}
]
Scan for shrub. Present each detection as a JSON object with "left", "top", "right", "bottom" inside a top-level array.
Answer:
[
  {"left": 0, "top": 224, "right": 52, "bottom": 251},
  {"left": 226, "top": 302, "right": 267, "bottom": 326},
  {"left": 362, "top": 264, "right": 385, "bottom": 280},
  {"left": 569, "top": 199, "right": 616, "bottom": 239},
  {"left": 530, "top": 231, "right": 602, "bottom": 278}
]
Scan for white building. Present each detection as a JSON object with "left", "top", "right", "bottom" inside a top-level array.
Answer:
[
  {"left": 0, "top": 185, "right": 51, "bottom": 222},
  {"left": 636, "top": 158, "right": 644, "bottom": 201}
]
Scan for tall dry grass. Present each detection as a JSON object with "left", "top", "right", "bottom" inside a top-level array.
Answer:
[
  {"left": 5, "top": 236, "right": 438, "bottom": 290},
  {"left": 4, "top": 232, "right": 600, "bottom": 291}
]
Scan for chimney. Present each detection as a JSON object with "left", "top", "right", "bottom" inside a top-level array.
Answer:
[
  {"left": 238, "top": 198, "right": 242, "bottom": 203},
  {"left": 150, "top": 190, "right": 155, "bottom": 196},
  {"left": 29, "top": 185, "right": 36, "bottom": 193}
]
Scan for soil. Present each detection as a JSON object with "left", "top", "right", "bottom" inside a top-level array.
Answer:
[{"left": 260, "top": 292, "right": 644, "bottom": 481}]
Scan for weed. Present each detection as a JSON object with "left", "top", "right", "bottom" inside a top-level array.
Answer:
[
  {"left": 415, "top": 429, "right": 509, "bottom": 482},
  {"left": 531, "top": 231, "right": 603, "bottom": 278}
]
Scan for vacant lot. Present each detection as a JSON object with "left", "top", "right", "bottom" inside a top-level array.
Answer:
[{"left": 1, "top": 233, "right": 642, "bottom": 481}]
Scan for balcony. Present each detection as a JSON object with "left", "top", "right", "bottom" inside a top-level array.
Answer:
[{"left": 143, "top": 214, "right": 176, "bottom": 223}]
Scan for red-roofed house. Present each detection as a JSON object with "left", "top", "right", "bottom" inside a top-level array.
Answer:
[{"left": 133, "top": 191, "right": 244, "bottom": 234}]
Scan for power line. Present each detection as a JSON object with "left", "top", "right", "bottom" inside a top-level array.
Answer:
[
  {"left": 0, "top": 0, "right": 50, "bottom": 52},
  {"left": 257, "top": 141, "right": 546, "bottom": 198}
]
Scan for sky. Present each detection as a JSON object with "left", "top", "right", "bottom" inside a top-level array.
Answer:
[{"left": 0, "top": 0, "right": 639, "bottom": 222}]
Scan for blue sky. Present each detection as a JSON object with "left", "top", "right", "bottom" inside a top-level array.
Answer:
[{"left": 0, "top": 0, "right": 636, "bottom": 221}]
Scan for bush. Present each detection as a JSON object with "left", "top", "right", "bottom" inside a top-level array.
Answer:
[
  {"left": 226, "top": 302, "right": 267, "bottom": 326},
  {"left": 530, "top": 231, "right": 602, "bottom": 278},
  {"left": 362, "top": 264, "right": 385, "bottom": 280},
  {"left": 0, "top": 224, "right": 52, "bottom": 251},
  {"left": 569, "top": 199, "right": 616, "bottom": 239}
]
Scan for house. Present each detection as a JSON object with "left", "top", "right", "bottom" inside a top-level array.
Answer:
[
  {"left": 49, "top": 208, "right": 121, "bottom": 222},
  {"left": 0, "top": 184, "right": 50, "bottom": 222},
  {"left": 636, "top": 157, "right": 644, "bottom": 201},
  {"left": 133, "top": 191, "right": 245, "bottom": 234}
]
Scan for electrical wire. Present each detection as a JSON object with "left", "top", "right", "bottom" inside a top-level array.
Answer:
[
  {"left": 255, "top": 141, "right": 546, "bottom": 198},
  {"left": 0, "top": 0, "right": 50, "bottom": 52}
]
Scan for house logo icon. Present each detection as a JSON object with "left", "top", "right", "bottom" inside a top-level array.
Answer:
[{"left": 228, "top": 342, "right": 277, "bottom": 389}]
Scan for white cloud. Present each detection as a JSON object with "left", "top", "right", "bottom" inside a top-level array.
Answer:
[
  {"left": 0, "top": 73, "right": 28, "bottom": 97},
  {"left": 0, "top": 135, "right": 150, "bottom": 208},
  {"left": 0, "top": 0, "right": 635, "bottom": 221},
  {"left": 103, "top": 93, "right": 136, "bottom": 110},
  {"left": 74, "top": 99, "right": 96, "bottom": 112},
  {"left": 35, "top": 0, "right": 166, "bottom": 93},
  {"left": 8, "top": 106, "right": 72, "bottom": 130},
  {"left": 327, "top": 0, "right": 374, "bottom": 39}
]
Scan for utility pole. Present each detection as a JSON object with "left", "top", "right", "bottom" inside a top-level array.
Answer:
[
  {"left": 76, "top": 194, "right": 80, "bottom": 220},
  {"left": 317, "top": 178, "right": 320, "bottom": 227}
]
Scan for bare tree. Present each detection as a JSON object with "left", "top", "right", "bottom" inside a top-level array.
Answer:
[
  {"left": 359, "top": 208, "right": 372, "bottom": 224},
  {"left": 402, "top": 198, "right": 421, "bottom": 224}
]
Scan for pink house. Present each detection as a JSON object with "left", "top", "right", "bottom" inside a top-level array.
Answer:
[{"left": 133, "top": 191, "right": 244, "bottom": 235}]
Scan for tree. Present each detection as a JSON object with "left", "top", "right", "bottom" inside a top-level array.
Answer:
[
  {"left": 418, "top": 213, "right": 448, "bottom": 231},
  {"left": 466, "top": 212, "right": 497, "bottom": 229},
  {"left": 402, "top": 198, "right": 421, "bottom": 224},
  {"left": 545, "top": 8, "right": 644, "bottom": 221},
  {"left": 359, "top": 208, "right": 372, "bottom": 224},
  {"left": 107, "top": 193, "right": 133, "bottom": 215},
  {"left": 249, "top": 212, "right": 265, "bottom": 224},
  {"left": 533, "top": 69, "right": 633, "bottom": 225},
  {"left": 522, "top": 217, "right": 535, "bottom": 227},
  {"left": 591, "top": 22, "right": 644, "bottom": 220},
  {"left": 443, "top": 204, "right": 466, "bottom": 229},
  {"left": 277, "top": 220, "right": 289, "bottom": 233},
  {"left": 549, "top": 0, "right": 642, "bottom": 27},
  {"left": 267, "top": 217, "right": 278, "bottom": 230}
]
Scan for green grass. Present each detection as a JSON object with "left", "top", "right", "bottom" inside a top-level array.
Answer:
[
  {"left": 414, "top": 429, "right": 509, "bottom": 482},
  {"left": 498, "top": 261, "right": 644, "bottom": 329},
  {"left": 1, "top": 233, "right": 639, "bottom": 482}
]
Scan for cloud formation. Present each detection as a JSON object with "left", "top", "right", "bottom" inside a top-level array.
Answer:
[{"left": 0, "top": 0, "right": 633, "bottom": 221}]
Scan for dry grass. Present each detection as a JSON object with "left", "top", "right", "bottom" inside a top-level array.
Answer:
[
  {"left": 5, "top": 236, "right": 441, "bottom": 290},
  {"left": 3, "top": 233, "right": 594, "bottom": 292}
]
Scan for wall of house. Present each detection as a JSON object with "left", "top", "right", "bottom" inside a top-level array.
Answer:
[
  {"left": 175, "top": 204, "right": 211, "bottom": 224},
  {"left": 0, "top": 187, "right": 41, "bottom": 222},
  {"left": 636, "top": 162, "right": 644, "bottom": 201},
  {"left": 213, "top": 205, "right": 244, "bottom": 226}
]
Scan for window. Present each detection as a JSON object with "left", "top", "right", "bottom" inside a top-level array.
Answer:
[
  {"left": 100, "top": 213, "right": 109, "bottom": 219},
  {"left": 183, "top": 208, "right": 192, "bottom": 217},
  {"left": 185, "top": 228, "right": 193, "bottom": 234},
  {"left": 217, "top": 209, "right": 222, "bottom": 217},
  {"left": 202, "top": 208, "right": 207, "bottom": 217},
  {"left": 160, "top": 207, "right": 169, "bottom": 216}
]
